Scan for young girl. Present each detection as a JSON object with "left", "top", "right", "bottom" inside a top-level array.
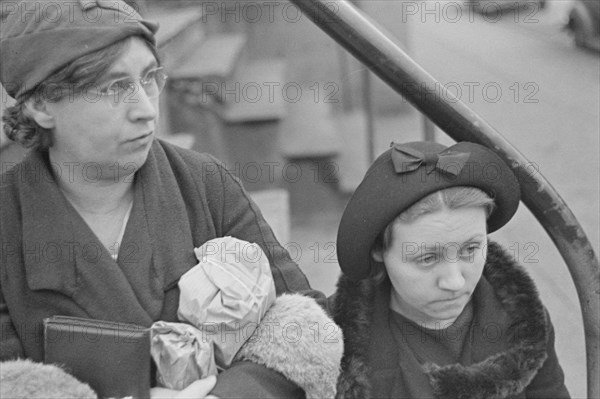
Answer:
[{"left": 332, "top": 141, "right": 570, "bottom": 398}]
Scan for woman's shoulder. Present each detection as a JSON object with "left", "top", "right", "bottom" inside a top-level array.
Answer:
[
  {"left": 0, "top": 151, "right": 44, "bottom": 219},
  {"left": 154, "top": 139, "right": 221, "bottom": 167},
  {"left": 152, "top": 139, "right": 232, "bottom": 186},
  {"left": 0, "top": 150, "right": 37, "bottom": 186}
]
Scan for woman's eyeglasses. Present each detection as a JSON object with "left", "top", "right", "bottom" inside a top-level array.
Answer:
[
  {"left": 36, "top": 67, "right": 168, "bottom": 107},
  {"left": 95, "top": 66, "right": 168, "bottom": 107}
]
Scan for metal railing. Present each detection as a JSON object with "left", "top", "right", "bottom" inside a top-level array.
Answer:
[{"left": 287, "top": 0, "right": 600, "bottom": 397}]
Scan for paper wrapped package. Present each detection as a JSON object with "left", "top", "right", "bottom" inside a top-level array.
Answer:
[
  {"left": 150, "top": 321, "right": 217, "bottom": 390},
  {"left": 178, "top": 237, "right": 277, "bottom": 369}
]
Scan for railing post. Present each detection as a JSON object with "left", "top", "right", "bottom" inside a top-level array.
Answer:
[
  {"left": 362, "top": 69, "right": 375, "bottom": 164},
  {"left": 422, "top": 116, "right": 436, "bottom": 142},
  {"left": 288, "top": 1, "right": 600, "bottom": 397}
]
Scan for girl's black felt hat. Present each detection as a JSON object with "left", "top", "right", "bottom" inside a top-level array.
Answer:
[{"left": 336, "top": 141, "right": 521, "bottom": 281}]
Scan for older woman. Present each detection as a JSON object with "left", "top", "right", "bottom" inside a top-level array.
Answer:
[
  {"left": 332, "top": 141, "right": 570, "bottom": 398},
  {"left": 0, "top": 1, "right": 341, "bottom": 398}
]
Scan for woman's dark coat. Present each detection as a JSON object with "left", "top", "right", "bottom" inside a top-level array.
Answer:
[
  {"left": 332, "top": 241, "right": 570, "bottom": 399},
  {"left": 0, "top": 139, "right": 330, "bottom": 398}
]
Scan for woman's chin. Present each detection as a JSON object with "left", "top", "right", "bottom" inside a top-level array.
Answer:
[{"left": 119, "top": 145, "right": 152, "bottom": 170}]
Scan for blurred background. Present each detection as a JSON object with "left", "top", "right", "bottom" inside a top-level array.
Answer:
[{"left": 1, "top": 0, "right": 598, "bottom": 396}]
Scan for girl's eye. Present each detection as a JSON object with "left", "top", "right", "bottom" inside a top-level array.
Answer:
[
  {"left": 418, "top": 254, "right": 438, "bottom": 266},
  {"left": 460, "top": 244, "right": 481, "bottom": 259}
]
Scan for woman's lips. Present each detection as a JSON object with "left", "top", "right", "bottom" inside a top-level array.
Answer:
[{"left": 129, "top": 132, "right": 153, "bottom": 142}]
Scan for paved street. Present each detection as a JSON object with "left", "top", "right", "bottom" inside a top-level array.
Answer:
[{"left": 292, "top": 2, "right": 598, "bottom": 397}]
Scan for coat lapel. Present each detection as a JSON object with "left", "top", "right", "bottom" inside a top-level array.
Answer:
[
  {"left": 20, "top": 142, "right": 201, "bottom": 326},
  {"left": 20, "top": 152, "right": 154, "bottom": 325},
  {"left": 134, "top": 141, "right": 197, "bottom": 291},
  {"left": 20, "top": 153, "right": 79, "bottom": 296}
]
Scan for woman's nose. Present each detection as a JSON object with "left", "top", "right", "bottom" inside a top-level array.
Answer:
[
  {"left": 438, "top": 262, "right": 466, "bottom": 291},
  {"left": 127, "top": 87, "right": 158, "bottom": 122}
]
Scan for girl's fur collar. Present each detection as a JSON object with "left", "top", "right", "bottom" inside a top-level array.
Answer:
[{"left": 332, "top": 241, "right": 549, "bottom": 399}]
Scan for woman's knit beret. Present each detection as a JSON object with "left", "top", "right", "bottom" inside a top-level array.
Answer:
[{"left": 0, "top": 0, "right": 158, "bottom": 100}]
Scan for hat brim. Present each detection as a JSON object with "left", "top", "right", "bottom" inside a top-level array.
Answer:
[{"left": 336, "top": 141, "right": 520, "bottom": 280}]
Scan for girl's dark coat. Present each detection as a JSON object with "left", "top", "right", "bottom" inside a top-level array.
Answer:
[{"left": 332, "top": 241, "right": 570, "bottom": 399}]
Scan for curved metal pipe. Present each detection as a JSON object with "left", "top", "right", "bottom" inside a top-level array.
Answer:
[{"left": 288, "top": 0, "right": 600, "bottom": 397}]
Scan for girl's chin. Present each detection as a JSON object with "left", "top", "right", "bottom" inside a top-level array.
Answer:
[{"left": 422, "top": 306, "right": 467, "bottom": 327}]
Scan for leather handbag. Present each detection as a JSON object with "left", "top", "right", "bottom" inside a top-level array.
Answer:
[{"left": 43, "top": 316, "right": 151, "bottom": 399}]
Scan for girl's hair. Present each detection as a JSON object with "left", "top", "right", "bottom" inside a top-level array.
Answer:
[
  {"left": 2, "top": 37, "right": 159, "bottom": 151},
  {"left": 369, "top": 186, "right": 495, "bottom": 281}
]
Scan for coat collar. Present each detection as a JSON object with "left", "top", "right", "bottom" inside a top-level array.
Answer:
[
  {"left": 333, "top": 241, "right": 549, "bottom": 399},
  {"left": 18, "top": 141, "right": 199, "bottom": 325}
]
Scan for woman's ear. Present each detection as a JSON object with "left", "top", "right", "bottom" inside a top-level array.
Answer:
[{"left": 24, "top": 99, "right": 55, "bottom": 129}]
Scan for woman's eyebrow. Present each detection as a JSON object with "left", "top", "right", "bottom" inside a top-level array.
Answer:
[
  {"left": 101, "top": 71, "right": 129, "bottom": 81},
  {"left": 102, "top": 61, "right": 159, "bottom": 81},
  {"left": 141, "top": 60, "right": 159, "bottom": 75}
]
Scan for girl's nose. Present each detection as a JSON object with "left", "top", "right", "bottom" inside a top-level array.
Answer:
[{"left": 438, "top": 262, "right": 466, "bottom": 292}]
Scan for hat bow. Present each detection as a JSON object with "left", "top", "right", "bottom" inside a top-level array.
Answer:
[{"left": 390, "top": 143, "right": 471, "bottom": 176}]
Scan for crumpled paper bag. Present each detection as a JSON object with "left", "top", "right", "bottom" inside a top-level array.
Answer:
[
  {"left": 178, "top": 236, "right": 276, "bottom": 369},
  {"left": 150, "top": 321, "right": 218, "bottom": 390}
]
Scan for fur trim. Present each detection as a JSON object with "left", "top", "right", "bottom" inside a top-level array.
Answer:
[
  {"left": 234, "top": 293, "right": 344, "bottom": 399},
  {"left": 333, "top": 241, "right": 549, "bottom": 399},
  {"left": 0, "top": 359, "right": 97, "bottom": 399},
  {"left": 331, "top": 279, "right": 375, "bottom": 399}
]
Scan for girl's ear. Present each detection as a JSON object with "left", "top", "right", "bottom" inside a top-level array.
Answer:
[
  {"left": 371, "top": 248, "right": 384, "bottom": 263},
  {"left": 24, "top": 99, "right": 55, "bottom": 129}
]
